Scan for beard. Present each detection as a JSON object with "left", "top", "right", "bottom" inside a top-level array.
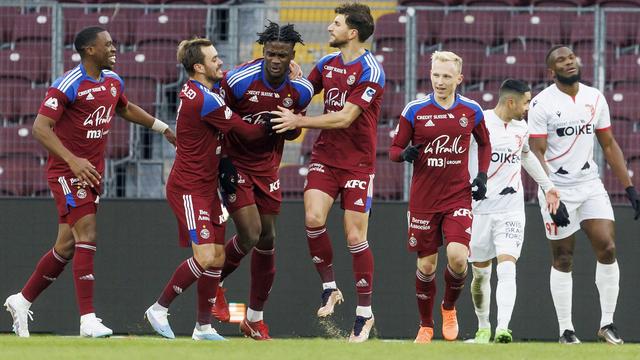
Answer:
[
  {"left": 329, "top": 38, "right": 348, "bottom": 48},
  {"left": 556, "top": 71, "right": 580, "bottom": 85}
]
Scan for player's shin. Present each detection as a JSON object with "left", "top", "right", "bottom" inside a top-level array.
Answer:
[
  {"left": 158, "top": 257, "right": 203, "bottom": 308},
  {"left": 249, "top": 248, "right": 276, "bottom": 318},
  {"left": 220, "top": 235, "right": 246, "bottom": 280},
  {"left": 595, "top": 261, "right": 619, "bottom": 328},
  {"left": 350, "top": 241, "right": 373, "bottom": 317},
  {"left": 22, "top": 248, "right": 69, "bottom": 303},
  {"left": 73, "top": 242, "right": 97, "bottom": 315},
  {"left": 415, "top": 269, "right": 436, "bottom": 328},
  {"left": 471, "top": 264, "right": 492, "bottom": 330},
  {"left": 496, "top": 261, "right": 516, "bottom": 330},
  {"left": 306, "top": 225, "right": 335, "bottom": 286},
  {"left": 197, "top": 268, "right": 221, "bottom": 325},
  {"left": 550, "top": 267, "right": 574, "bottom": 334}
]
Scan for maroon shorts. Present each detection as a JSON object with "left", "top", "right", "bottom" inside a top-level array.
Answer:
[
  {"left": 407, "top": 208, "right": 473, "bottom": 257},
  {"left": 166, "top": 190, "right": 227, "bottom": 247},
  {"left": 49, "top": 177, "right": 99, "bottom": 226},
  {"left": 304, "top": 162, "right": 374, "bottom": 213},
  {"left": 224, "top": 170, "right": 281, "bottom": 215}
]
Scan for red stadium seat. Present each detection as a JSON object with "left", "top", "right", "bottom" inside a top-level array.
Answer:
[
  {"left": 423, "top": 43, "right": 486, "bottom": 85},
  {"left": 0, "top": 80, "right": 29, "bottom": 121},
  {"left": 125, "top": 78, "right": 158, "bottom": 115},
  {"left": 377, "top": 125, "right": 395, "bottom": 156},
  {"left": 399, "top": 0, "right": 461, "bottom": 5},
  {"left": 279, "top": 165, "right": 306, "bottom": 199},
  {"left": 482, "top": 50, "right": 543, "bottom": 84},
  {"left": 460, "top": 90, "right": 498, "bottom": 109},
  {"left": 374, "top": 158, "right": 404, "bottom": 200},
  {"left": 381, "top": 90, "right": 406, "bottom": 121},
  {"left": 373, "top": 12, "right": 407, "bottom": 53},
  {"left": 606, "top": 91, "right": 640, "bottom": 122},
  {"left": 532, "top": 0, "right": 593, "bottom": 6},
  {"left": 569, "top": 13, "right": 596, "bottom": 45},
  {"left": 133, "top": 10, "right": 194, "bottom": 46},
  {"left": 610, "top": 54, "right": 640, "bottom": 86},
  {"left": 63, "top": 49, "right": 83, "bottom": 71},
  {"left": 63, "top": 7, "right": 139, "bottom": 47},
  {"left": 377, "top": 50, "right": 405, "bottom": 82},
  {"left": 605, "top": 12, "right": 640, "bottom": 48},
  {"left": 463, "top": 0, "right": 522, "bottom": 5},
  {"left": 596, "top": 0, "right": 640, "bottom": 6},
  {"left": 116, "top": 45, "right": 180, "bottom": 83},
  {"left": 0, "top": 47, "right": 49, "bottom": 83},
  {"left": 0, "top": 6, "right": 20, "bottom": 44},
  {"left": 12, "top": 11, "right": 53, "bottom": 43},
  {"left": 503, "top": 12, "right": 564, "bottom": 48},
  {"left": 16, "top": 87, "right": 47, "bottom": 120},
  {"left": 106, "top": 119, "right": 132, "bottom": 160},
  {"left": 0, "top": 125, "right": 46, "bottom": 159},
  {"left": 300, "top": 129, "right": 320, "bottom": 160},
  {"left": 0, "top": 156, "right": 47, "bottom": 196},
  {"left": 438, "top": 12, "right": 498, "bottom": 47}
]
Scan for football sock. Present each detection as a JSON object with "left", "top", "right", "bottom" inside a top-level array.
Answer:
[
  {"left": 221, "top": 235, "right": 246, "bottom": 281},
  {"left": 496, "top": 261, "right": 516, "bottom": 330},
  {"left": 471, "top": 264, "right": 492, "bottom": 329},
  {"left": 443, "top": 265, "right": 467, "bottom": 310},
  {"left": 249, "top": 248, "right": 275, "bottom": 311},
  {"left": 73, "top": 242, "right": 96, "bottom": 316},
  {"left": 197, "top": 267, "right": 221, "bottom": 325},
  {"left": 22, "top": 248, "right": 69, "bottom": 303},
  {"left": 416, "top": 269, "right": 436, "bottom": 327},
  {"left": 349, "top": 241, "right": 373, "bottom": 307},
  {"left": 247, "top": 308, "right": 263, "bottom": 322},
  {"left": 550, "top": 267, "right": 574, "bottom": 335},
  {"left": 158, "top": 257, "right": 203, "bottom": 308},
  {"left": 595, "top": 260, "right": 619, "bottom": 328},
  {"left": 306, "top": 225, "right": 335, "bottom": 283}
]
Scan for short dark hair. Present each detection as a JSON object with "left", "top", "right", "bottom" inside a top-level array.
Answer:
[
  {"left": 545, "top": 44, "right": 572, "bottom": 68},
  {"left": 499, "top": 79, "right": 531, "bottom": 99},
  {"left": 177, "top": 37, "right": 213, "bottom": 76},
  {"left": 256, "top": 20, "right": 304, "bottom": 47},
  {"left": 335, "top": 2, "right": 374, "bottom": 42},
  {"left": 74, "top": 26, "right": 107, "bottom": 56}
]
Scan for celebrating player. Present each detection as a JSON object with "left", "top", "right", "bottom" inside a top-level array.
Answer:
[
  {"left": 389, "top": 51, "right": 491, "bottom": 344},
  {"left": 144, "top": 38, "right": 267, "bottom": 341},
  {"left": 3, "top": 26, "right": 176, "bottom": 338},
  {"left": 528, "top": 45, "right": 640, "bottom": 345},
  {"left": 210, "top": 21, "right": 313, "bottom": 340},
  {"left": 270, "top": 3, "right": 384, "bottom": 342},
  {"left": 468, "top": 79, "right": 561, "bottom": 344}
]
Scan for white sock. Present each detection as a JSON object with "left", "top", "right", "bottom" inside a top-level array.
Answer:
[
  {"left": 595, "top": 261, "right": 619, "bottom": 328},
  {"left": 322, "top": 281, "right": 337, "bottom": 290},
  {"left": 471, "top": 264, "right": 492, "bottom": 330},
  {"left": 80, "top": 313, "right": 96, "bottom": 323},
  {"left": 246, "top": 308, "right": 263, "bottom": 322},
  {"left": 356, "top": 306, "right": 372, "bottom": 318},
  {"left": 152, "top": 302, "right": 168, "bottom": 312},
  {"left": 16, "top": 293, "right": 32, "bottom": 308},
  {"left": 550, "top": 267, "right": 574, "bottom": 335},
  {"left": 496, "top": 261, "right": 516, "bottom": 330},
  {"left": 195, "top": 322, "right": 211, "bottom": 331}
]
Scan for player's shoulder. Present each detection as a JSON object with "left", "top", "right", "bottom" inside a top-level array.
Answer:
[
  {"left": 315, "top": 51, "right": 341, "bottom": 69},
  {"left": 225, "top": 58, "right": 263, "bottom": 88},
  {"left": 51, "top": 65, "right": 84, "bottom": 96},
  {"left": 290, "top": 77, "right": 314, "bottom": 97},
  {"left": 102, "top": 69, "right": 123, "bottom": 84},
  {"left": 401, "top": 94, "right": 432, "bottom": 118},
  {"left": 357, "top": 50, "right": 385, "bottom": 86},
  {"left": 578, "top": 82, "right": 604, "bottom": 99},
  {"left": 457, "top": 94, "right": 483, "bottom": 113}
]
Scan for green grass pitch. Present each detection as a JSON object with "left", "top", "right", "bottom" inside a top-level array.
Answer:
[{"left": 1, "top": 335, "right": 638, "bottom": 360}]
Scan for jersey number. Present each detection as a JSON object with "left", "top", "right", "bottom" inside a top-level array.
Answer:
[{"left": 545, "top": 222, "right": 558, "bottom": 236}]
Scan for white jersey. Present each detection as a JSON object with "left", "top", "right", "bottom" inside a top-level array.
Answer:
[
  {"left": 528, "top": 83, "right": 611, "bottom": 186},
  {"left": 470, "top": 110, "right": 529, "bottom": 214}
]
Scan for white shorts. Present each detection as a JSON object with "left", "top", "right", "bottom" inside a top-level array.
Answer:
[
  {"left": 537, "top": 179, "right": 615, "bottom": 240},
  {"left": 469, "top": 211, "right": 526, "bottom": 262}
]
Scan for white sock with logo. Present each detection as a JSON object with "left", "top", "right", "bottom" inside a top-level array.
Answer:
[
  {"left": 471, "top": 264, "right": 492, "bottom": 330},
  {"left": 595, "top": 261, "right": 619, "bottom": 328},
  {"left": 356, "top": 306, "right": 372, "bottom": 318},
  {"left": 322, "top": 281, "right": 337, "bottom": 290},
  {"left": 550, "top": 267, "right": 574, "bottom": 335},
  {"left": 496, "top": 261, "right": 516, "bottom": 330}
]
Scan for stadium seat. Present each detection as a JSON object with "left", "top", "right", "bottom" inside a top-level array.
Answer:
[
  {"left": 133, "top": 10, "right": 195, "bottom": 46},
  {"left": 279, "top": 165, "right": 306, "bottom": 199},
  {"left": 300, "top": 129, "right": 320, "bottom": 160},
  {"left": 606, "top": 91, "right": 640, "bottom": 122},
  {"left": 437, "top": 12, "right": 498, "bottom": 47},
  {"left": 503, "top": 12, "right": 564, "bottom": 48},
  {"left": 423, "top": 43, "right": 485, "bottom": 85},
  {"left": 482, "top": 50, "right": 542, "bottom": 84},
  {"left": 0, "top": 47, "right": 49, "bottom": 83},
  {"left": 568, "top": 13, "right": 596, "bottom": 46},
  {"left": 0, "top": 6, "right": 19, "bottom": 44},
  {"left": 376, "top": 125, "right": 395, "bottom": 156},
  {"left": 373, "top": 12, "right": 406, "bottom": 53},
  {"left": 377, "top": 50, "right": 405, "bottom": 82},
  {"left": 17, "top": 87, "right": 47, "bottom": 120},
  {"left": 116, "top": 45, "right": 179, "bottom": 84},
  {"left": 381, "top": 90, "right": 406, "bottom": 121},
  {"left": 106, "top": 119, "right": 132, "bottom": 160},
  {"left": 0, "top": 156, "right": 47, "bottom": 196},
  {"left": 374, "top": 158, "right": 404, "bottom": 200},
  {"left": 0, "top": 80, "right": 28, "bottom": 121},
  {"left": 63, "top": 49, "right": 82, "bottom": 71},
  {"left": 532, "top": 0, "right": 593, "bottom": 6},
  {"left": 463, "top": 0, "right": 522, "bottom": 5},
  {"left": 0, "top": 125, "right": 46, "bottom": 159},
  {"left": 460, "top": 90, "right": 498, "bottom": 109},
  {"left": 610, "top": 54, "right": 640, "bottom": 86},
  {"left": 63, "top": 7, "right": 138, "bottom": 47},
  {"left": 125, "top": 78, "right": 158, "bottom": 115},
  {"left": 12, "top": 11, "right": 52, "bottom": 43},
  {"left": 399, "top": 0, "right": 461, "bottom": 5},
  {"left": 604, "top": 12, "right": 640, "bottom": 48},
  {"left": 595, "top": 0, "right": 640, "bottom": 6}
]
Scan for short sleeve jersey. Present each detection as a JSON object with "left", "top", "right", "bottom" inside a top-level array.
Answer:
[
  {"left": 469, "top": 110, "right": 530, "bottom": 214},
  {"left": 38, "top": 64, "right": 128, "bottom": 183},
  {"left": 394, "top": 93, "right": 489, "bottom": 212},
  {"left": 220, "top": 59, "right": 313, "bottom": 175},
  {"left": 166, "top": 80, "right": 241, "bottom": 196},
  {"left": 528, "top": 83, "right": 611, "bottom": 186},
  {"left": 307, "top": 50, "right": 385, "bottom": 172}
]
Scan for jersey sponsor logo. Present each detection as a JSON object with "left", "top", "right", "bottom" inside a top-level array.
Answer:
[
  {"left": 555, "top": 123, "right": 594, "bottom": 137},
  {"left": 323, "top": 65, "right": 346, "bottom": 74},
  {"left": 83, "top": 105, "right": 113, "bottom": 127},
  {"left": 308, "top": 163, "right": 325, "bottom": 173},
  {"left": 283, "top": 97, "right": 293, "bottom": 108},
  {"left": 181, "top": 84, "right": 197, "bottom": 99},
  {"left": 453, "top": 208, "right": 472, "bottom": 218},
  {"left": 269, "top": 179, "right": 280, "bottom": 192},
  {"left": 249, "top": 95, "right": 259, "bottom": 102},
  {"left": 347, "top": 74, "right": 356, "bottom": 85},
  {"left": 505, "top": 220, "right": 523, "bottom": 240},
  {"left": 44, "top": 97, "right": 59, "bottom": 110},
  {"left": 198, "top": 209, "right": 210, "bottom": 222},
  {"left": 491, "top": 151, "right": 521, "bottom": 164},
  {"left": 242, "top": 111, "right": 271, "bottom": 125},
  {"left": 86, "top": 129, "right": 104, "bottom": 139},
  {"left": 425, "top": 119, "right": 435, "bottom": 127},
  {"left": 354, "top": 198, "right": 365, "bottom": 206},
  {"left": 424, "top": 135, "right": 466, "bottom": 156},
  {"left": 417, "top": 114, "right": 453, "bottom": 120},
  {"left": 78, "top": 85, "right": 106, "bottom": 97},
  {"left": 326, "top": 70, "right": 333, "bottom": 78},
  {"left": 325, "top": 88, "right": 347, "bottom": 108},
  {"left": 409, "top": 217, "right": 431, "bottom": 231},
  {"left": 86, "top": 93, "right": 94, "bottom": 100},
  {"left": 200, "top": 228, "right": 210, "bottom": 239},
  {"left": 345, "top": 180, "right": 367, "bottom": 189},
  {"left": 361, "top": 86, "right": 376, "bottom": 103}
]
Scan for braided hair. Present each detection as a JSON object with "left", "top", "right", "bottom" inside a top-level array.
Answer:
[{"left": 256, "top": 20, "right": 304, "bottom": 47}]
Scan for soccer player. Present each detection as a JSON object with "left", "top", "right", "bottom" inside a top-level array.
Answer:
[
  {"left": 528, "top": 45, "right": 640, "bottom": 345},
  {"left": 389, "top": 51, "right": 491, "bottom": 344},
  {"left": 468, "top": 79, "right": 561, "bottom": 344},
  {"left": 270, "top": 3, "right": 383, "bottom": 342},
  {"left": 144, "top": 38, "right": 267, "bottom": 341},
  {"left": 3, "top": 26, "right": 176, "bottom": 338},
  {"left": 209, "top": 22, "right": 313, "bottom": 340}
]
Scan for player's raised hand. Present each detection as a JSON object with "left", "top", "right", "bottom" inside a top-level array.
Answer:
[
  {"left": 270, "top": 106, "right": 300, "bottom": 134},
  {"left": 471, "top": 172, "right": 488, "bottom": 201},
  {"left": 163, "top": 128, "right": 177, "bottom": 147},
  {"left": 218, "top": 157, "right": 238, "bottom": 194},
  {"left": 68, "top": 156, "right": 101, "bottom": 188},
  {"left": 550, "top": 200, "right": 571, "bottom": 227},
  {"left": 545, "top": 187, "right": 561, "bottom": 215},
  {"left": 401, "top": 143, "right": 423, "bottom": 163},
  {"left": 625, "top": 186, "right": 640, "bottom": 220}
]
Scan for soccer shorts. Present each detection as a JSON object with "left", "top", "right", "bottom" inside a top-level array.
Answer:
[
  {"left": 407, "top": 208, "right": 473, "bottom": 257},
  {"left": 537, "top": 179, "right": 615, "bottom": 240},
  {"left": 304, "top": 162, "right": 374, "bottom": 213},
  {"left": 167, "top": 190, "right": 228, "bottom": 247},
  {"left": 225, "top": 170, "right": 281, "bottom": 215},
  {"left": 49, "top": 176, "right": 99, "bottom": 226},
  {"left": 469, "top": 211, "right": 526, "bottom": 262}
]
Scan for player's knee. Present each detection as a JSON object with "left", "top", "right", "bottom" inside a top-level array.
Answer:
[
  {"left": 75, "top": 229, "right": 97, "bottom": 244},
  {"left": 54, "top": 243, "right": 75, "bottom": 260},
  {"left": 195, "top": 250, "right": 217, "bottom": 269},
  {"left": 597, "top": 241, "right": 616, "bottom": 263},
  {"left": 237, "top": 226, "right": 261, "bottom": 251},
  {"left": 448, "top": 256, "right": 468, "bottom": 274},
  {"left": 212, "top": 248, "right": 225, "bottom": 267},
  {"left": 553, "top": 253, "right": 573, "bottom": 272},
  {"left": 305, "top": 212, "right": 326, "bottom": 228},
  {"left": 345, "top": 231, "right": 365, "bottom": 246},
  {"left": 257, "top": 231, "right": 276, "bottom": 250}
]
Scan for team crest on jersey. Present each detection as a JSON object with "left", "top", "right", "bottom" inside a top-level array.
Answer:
[
  {"left": 515, "top": 134, "right": 524, "bottom": 148},
  {"left": 110, "top": 85, "right": 117, "bottom": 97},
  {"left": 200, "top": 228, "right": 210, "bottom": 239},
  {"left": 77, "top": 188, "right": 87, "bottom": 199},
  {"left": 283, "top": 97, "right": 293, "bottom": 108},
  {"left": 409, "top": 235, "right": 417, "bottom": 247},
  {"left": 459, "top": 116, "right": 468, "bottom": 128},
  {"left": 347, "top": 74, "right": 356, "bottom": 85}
]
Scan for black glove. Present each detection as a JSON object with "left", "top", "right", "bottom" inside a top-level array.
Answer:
[
  {"left": 263, "top": 112, "right": 276, "bottom": 135},
  {"left": 401, "top": 143, "right": 423, "bottom": 163},
  {"left": 550, "top": 200, "right": 571, "bottom": 227},
  {"left": 626, "top": 186, "right": 640, "bottom": 220},
  {"left": 218, "top": 157, "right": 238, "bottom": 194},
  {"left": 471, "top": 172, "right": 487, "bottom": 201}
]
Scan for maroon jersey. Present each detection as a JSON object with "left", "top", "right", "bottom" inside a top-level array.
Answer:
[
  {"left": 38, "top": 64, "right": 128, "bottom": 185},
  {"left": 389, "top": 93, "right": 491, "bottom": 212},
  {"left": 307, "top": 50, "right": 385, "bottom": 172},
  {"left": 220, "top": 58, "right": 314, "bottom": 175},
  {"left": 166, "top": 79, "right": 264, "bottom": 196}
]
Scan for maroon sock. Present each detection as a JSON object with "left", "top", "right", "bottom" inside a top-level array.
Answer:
[
  {"left": 306, "top": 225, "right": 334, "bottom": 283},
  {"left": 221, "top": 235, "right": 246, "bottom": 281},
  {"left": 416, "top": 269, "right": 437, "bottom": 327},
  {"left": 158, "top": 257, "right": 203, "bottom": 308},
  {"left": 72, "top": 242, "right": 96, "bottom": 316},
  {"left": 349, "top": 241, "right": 374, "bottom": 307},
  {"left": 249, "top": 248, "right": 275, "bottom": 311},
  {"left": 197, "top": 267, "right": 221, "bottom": 325},
  {"left": 443, "top": 265, "right": 467, "bottom": 310},
  {"left": 21, "top": 248, "right": 69, "bottom": 302}
]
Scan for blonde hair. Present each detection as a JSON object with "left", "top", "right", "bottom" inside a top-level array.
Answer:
[
  {"left": 177, "top": 37, "right": 213, "bottom": 76},
  {"left": 431, "top": 51, "right": 463, "bottom": 74}
]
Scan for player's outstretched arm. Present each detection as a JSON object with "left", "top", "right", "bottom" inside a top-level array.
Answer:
[
  {"left": 32, "top": 114, "right": 101, "bottom": 187},
  {"left": 269, "top": 102, "right": 362, "bottom": 133},
  {"left": 116, "top": 102, "right": 176, "bottom": 146}
]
